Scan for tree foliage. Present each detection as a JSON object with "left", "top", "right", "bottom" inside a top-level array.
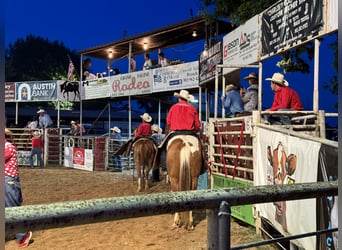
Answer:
[{"left": 5, "top": 34, "right": 80, "bottom": 82}]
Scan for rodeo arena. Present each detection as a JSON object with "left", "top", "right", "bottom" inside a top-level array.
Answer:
[{"left": 4, "top": 0, "right": 339, "bottom": 249}]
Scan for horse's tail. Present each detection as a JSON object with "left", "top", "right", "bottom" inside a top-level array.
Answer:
[{"left": 179, "top": 142, "right": 191, "bottom": 192}]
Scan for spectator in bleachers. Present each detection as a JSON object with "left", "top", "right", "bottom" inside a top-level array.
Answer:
[
  {"left": 129, "top": 55, "right": 136, "bottom": 72},
  {"left": 240, "top": 72, "right": 259, "bottom": 114},
  {"left": 221, "top": 84, "right": 244, "bottom": 118},
  {"left": 265, "top": 72, "right": 303, "bottom": 125},
  {"left": 143, "top": 53, "right": 152, "bottom": 70},
  {"left": 158, "top": 52, "right": 170, "bottom": 67},
  {"left": 37, "top": 109, "right": 53, "bottom": 128}
]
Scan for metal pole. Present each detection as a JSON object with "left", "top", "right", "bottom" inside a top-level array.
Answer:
[
  {"left": 128, "top": 96, "right": 132, "bottom": 138},
  {"left": 218, "top": 201, "right": 231, "bottom": 250},
  {"left": 313, "top": 39, "right": 320, "bottom": 112},
  {"left": 15, "top": 102, "right": 18, "bottom": 125},
  {"left": 214, "top": 68, "right": 219, "bottom": 118},
  {"left": 57, "top": 101, "right": 60, "bottom": 128},
  {"left": 128, "top": 42, "right": 132, "bottom": 72},
  {"left": 80, "top": 54, "right": 83, "bottom": 136},
  {"left": 222, "top": 75, "right": 225, "bottom": 118},
  {"left": 258, "top": 62, "right": 262, "bottom": 111},
  {"left": 108, "top": 99, "right": 111, "bottom": 134},
  {"left": 158, "top": 98, "right": 161, "bottom": 126},
  {"left": 199, "top": 87, "right": 202, "bottom": 122},
  {"left": 207, "top": 208, "right": 219, "bottom": 250}
]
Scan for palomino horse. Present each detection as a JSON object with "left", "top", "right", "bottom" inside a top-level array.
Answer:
[
  {"left": 133, "top": 137, "right": 157, "bottom": 192},
  {"left": 166, "top": 134, "right": 202, "bottom": 230}
]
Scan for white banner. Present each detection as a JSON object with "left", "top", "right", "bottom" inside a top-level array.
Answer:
[
  {"left": 84, "top": 77, "right": 110, "bottom": 100},
  {"left": 110, "top": 71, "right": 152, "bottom": 97},
  {"left": 63, "top": 147, "right": 93, "bottom": 171},
  {"left": 152, "top": 61, "right": 199, "bottom": 93},
  {"left": 17, "top": 151, "right": 36, "bottom": 166},
  {"left": 222, "top": 15, "right": 259, "bottom": 75},
  {"left": 57, "top": 80, "right": 84, "bottom": 102},
  {"left": 255, "top": 128, "right": 321, "bottom": 249},
  {"left": 327, "top": 0, "right": 338, "bottom": 32}
]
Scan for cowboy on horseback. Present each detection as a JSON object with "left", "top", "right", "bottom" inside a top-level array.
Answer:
[{"left": 156, "top": 89, "right": 206, "bottom": 175}]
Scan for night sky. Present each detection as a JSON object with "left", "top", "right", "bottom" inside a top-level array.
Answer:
[{"left": 5, "top": 0, "right": 338, "bottom": 119}]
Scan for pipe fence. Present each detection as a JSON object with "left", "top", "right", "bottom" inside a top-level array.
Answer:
[{"left": 6, "top": 181, "right": 338, "bottom": 249}]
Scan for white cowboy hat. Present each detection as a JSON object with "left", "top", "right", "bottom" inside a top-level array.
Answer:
[
  {"left": 265, "top": 72, "right": 289, "bottom": 87},
  {"left": 140, "top": 113, "right": 152, "bottom": 123},
  {"left": 70, "top": 120, "right": 76, "bottom": 124},
  {"left": 151, "top": 124, "right": 162, "bottom": 134},
  {"left": 111, "top": 126, "right": 121, "bottom": 133},
  {"left": 33, "top": 130, "right": 41, "bottom": 137},
  {"left": 243, "top": 72, "right": 258, "bottom": 80},
  {"left": 225, "top": 84, "right": 237, "bottom": 92},
  {"left": 174, "top": 89, "right": 194, "bottom": 101},
  {"left": 37, "top": 109, "right": 45, "bottom": 113}
]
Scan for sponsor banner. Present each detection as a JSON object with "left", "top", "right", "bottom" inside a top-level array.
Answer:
[
  {"left": 110, "top": 71, "right": 152, "bottom": 97},
  {"left": 17, "top": 151, "right": 36, "bottom": 166},
  {"left": 5, "top": 82, "right": 16, "bottom": 102},
  {"left": 15, "top": 81, "right": 58, "bottom": 102},
  {"left": 83, "top": 77, "right": 110, "bottom": 100},
  {"left": 255, "top": 128, "right": 321, "bottom": 249},
  {"left": 57, "top": 80, "right": 83, "bottom": 102},
  {"left": 199, "top": 42, "right": 222, "bottom": 84},
  {"left": 327, "top": 0, "right": 338, "bottom": 32},
  {"left": 64, "top": 147, "right": 93, "bottom": 171},
  {"left": 152, "top": 61, "right": 199, "bottom": 93},
  {"left": 222, "top": 15, "right": 259, "bottom": 75},
  {"left": 261, "top": 0, "right": 323, "bottom": 57}
]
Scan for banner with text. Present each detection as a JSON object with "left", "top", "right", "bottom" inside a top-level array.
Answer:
[
  {"left": 110, "top": 70, "right": 152, "bottom": 97},
  {"left": 222, "top": 15, "right": 259, "bottom": 75},
  {"left": 15, "top": 81, "right": 57, "bottom": 102},
  {"left": 152, "top": 61, "right": 199, "bottom": 93},
  {"left": 327, "top": 0, "right": 338, "bottom": 32},
  {"left": 5, "top": 82, "right": 16, "bottom": 102},
  {"left": 261, "top": 0, "right": 324, "bottom": 57},
  {"left": 199, "top": 42, "right": 222, "bottom": 84},
  {"left": 83, "top": 77, "right": 110, "bottom": 100},
  {"left": 64, "top": 147, "right": 93, "bottom": 171},
  {"left": 255, "top": 128, "right": 321, "bottom": 249}
]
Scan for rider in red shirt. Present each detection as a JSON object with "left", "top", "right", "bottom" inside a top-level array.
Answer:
[
  {"left": 166, "top": 90, "right": 200, "bottom": 133},
  {"left": 133, "top": 113, "right": 152, "bottom": 140}
]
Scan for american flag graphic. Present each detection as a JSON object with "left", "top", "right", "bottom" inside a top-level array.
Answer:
[{"left": 67, "top": 56, "right": 75, "bottom": 81}]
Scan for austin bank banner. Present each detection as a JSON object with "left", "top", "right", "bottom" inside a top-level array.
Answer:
[
  {"left": 110, "top": 71, "right": 152, "bottom": 97},
  {"left": 255, "top": 128, "right": 321, "bottom": 249},
  {"left": 261, "top": 0, "right": 323, "bottom": 56},
  {"left": 15, "top": 81, "right": 57, "bottom": 102}
]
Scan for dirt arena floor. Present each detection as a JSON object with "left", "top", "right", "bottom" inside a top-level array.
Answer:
[{"left": 5, "top": 167, "right": 273, "bottom": 250}]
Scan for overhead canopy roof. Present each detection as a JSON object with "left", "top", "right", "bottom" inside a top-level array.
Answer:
[{"left": 80, "top": 17, "right": 232, "bottom": 60}]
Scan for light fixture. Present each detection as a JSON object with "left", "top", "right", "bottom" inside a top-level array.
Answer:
[
  {"left": 143, "top": 42, "right": 148, "bottom": 50},
  {"left": 192, "top": 30, "right": 197, "bottom": 37},
  {"left": 108, "top": 51, "right": 113, "bottom": 59}
]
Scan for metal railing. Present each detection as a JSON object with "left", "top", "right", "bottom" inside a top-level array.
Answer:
[{"left": 5, "top": 181, "right": 338, "bottom": 249}]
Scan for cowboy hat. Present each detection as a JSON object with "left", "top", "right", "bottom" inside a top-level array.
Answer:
[
  {"left": 174, "top": 89, "right": 194, "bottom": 101},
  {"left": 37, "top": 109, "right": 45, "bottom": 113},
  {"left": 151, "top": 124, "right": 162, "bottom": 134},
  {"left": 33, "top": 130, "right": 41, "bottom": 137},
  {"left": 70, "top": 120, "right": 77, "bottom": 124},
  {"left": 140, "top": 113, "right": 152, "bottom": 123},
  {"left": 111, "top": 126, "right": 121, "bottom": 133},
  {"left": 244, "top": 72, "right": 258, "bottom": 80},
  {"left": 265, "top": 72, "right": 289, "bottom": 87},
  {"left": 225, "top": 84, "right": 237, "bottom": 92},
  {"left": 5, "top": 128, "right": 12, "bottom": 136}
]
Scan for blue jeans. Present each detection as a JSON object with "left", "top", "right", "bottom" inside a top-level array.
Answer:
[
  {"left": 112, "top": 155, "right": 122, "bottom": 169},
  {"left": 5, "top": 176, "right": 28, "bottom": 242},
  {"left": 30, "top": 147, "right": 44, "bottom": 168}
]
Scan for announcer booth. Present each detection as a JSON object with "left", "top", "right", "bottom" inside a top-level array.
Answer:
[{"left": 201, "top": 0, "right": 338, "bottom": 249}]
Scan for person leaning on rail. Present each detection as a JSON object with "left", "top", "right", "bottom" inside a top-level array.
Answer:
[
  {"left": 221, "top": 83, "right": 244, "bottom": 118},
  {"left": 240, "top": 72, "right": 259, "bottom": 114},
  {"left": 5, "top": 128, "right": 33, "bottom": 247},
  {"left": 264, "top": 72, "right": 303, "bottom": 125}
]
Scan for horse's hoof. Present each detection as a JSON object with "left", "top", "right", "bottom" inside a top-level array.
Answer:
[
  {"left": 172, "top": 222, "right": 181, "bottom": 228},
  {"left": 186, "top": 224, "right": 194, "bottom": 231},
  {"left": 137, "top": 188, "right": 142, "bottom": 192}
]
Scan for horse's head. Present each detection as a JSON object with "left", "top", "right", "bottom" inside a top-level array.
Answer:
[{"left": 60, "top": 81, "right": 68, "bottom": 91}]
